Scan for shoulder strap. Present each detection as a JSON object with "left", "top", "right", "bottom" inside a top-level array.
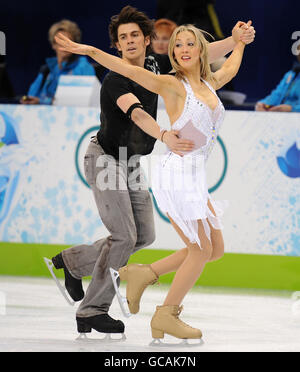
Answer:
[
  {"left": 201, "top": 78, "right": 217, "bottom": 96},
  {"left": 181, "top": 78, "right": 193, "bottom": 94}
]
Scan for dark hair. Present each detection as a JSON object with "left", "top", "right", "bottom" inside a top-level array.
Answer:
[{"left": 109, "top": 5, "right": 155, "bottom": 55}]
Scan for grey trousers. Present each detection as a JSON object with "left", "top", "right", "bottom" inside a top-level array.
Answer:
[{"left": 62, "top": 139, "right": 155, "bottom": 317}]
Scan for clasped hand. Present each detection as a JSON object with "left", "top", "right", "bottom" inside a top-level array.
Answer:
[{"left": 163, "top": 130, "right": 194, "bottom": 156}]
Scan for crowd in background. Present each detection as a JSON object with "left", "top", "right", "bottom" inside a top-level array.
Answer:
[{"left": 0, "top": 0, "right": 299, "bottom": 111}]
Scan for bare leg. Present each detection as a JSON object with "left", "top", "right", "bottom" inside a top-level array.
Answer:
[
  {"left": 207, "top": 199, "right": 225, "bottom": 262},
  {"left": 151, "top": 199, "right": 224, "bottom": 277},
  {"left": 151, "top": 248, "right": 188, "bottom": 277},
  {"left": 157, "top": 214, "right": 212, "bottom": 306}
]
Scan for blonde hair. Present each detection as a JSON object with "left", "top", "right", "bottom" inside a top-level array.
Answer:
[
  {"left": 48, "top": 19, "right": 82, "bottom": 46},
  {"left": 168, "top": 24, "right": 215, "bottom": 82}
]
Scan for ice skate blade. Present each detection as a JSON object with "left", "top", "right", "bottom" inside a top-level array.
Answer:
[
  {"left": 109, "top": 268, "right": 132, "bottom": 318},
  {"left": 149, "top": 338, "right": 204, "bottom": 348},
  {"left": 76, "top": 333, "right": 126, "bottom": 343},
  {"left": 43, "top": 257, "right": 75, "bottom": 306}
]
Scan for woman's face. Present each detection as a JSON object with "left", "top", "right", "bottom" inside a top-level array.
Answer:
[
  {"left": 173, "top": 31, "right": 201, "bottom": 70},
  {"left": 52, "top": 31, "right": 73, "bottom": 61},
  {"left": 152, "top": 28, "right": 170, "bottom": 55}
]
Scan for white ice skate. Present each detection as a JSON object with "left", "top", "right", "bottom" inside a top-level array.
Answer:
[
  {"left": 43, "top": 257, "right": 75, "bottom": 306},
  {"left": 109, "top": 268, "right": 132, "bottom": 318}
]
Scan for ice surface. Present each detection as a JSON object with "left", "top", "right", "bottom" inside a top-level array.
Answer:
[{"left": 0, "top": 276, "right": 300, "bottom": 352}]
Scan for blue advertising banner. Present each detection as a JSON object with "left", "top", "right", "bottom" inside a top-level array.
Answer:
[{"left": 0, "top": 105, "right": 299, "bottom": 257}]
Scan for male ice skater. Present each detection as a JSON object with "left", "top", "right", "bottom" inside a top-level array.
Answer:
[{"left": 49, "top": 6, "right": 255, "bottom": 336}]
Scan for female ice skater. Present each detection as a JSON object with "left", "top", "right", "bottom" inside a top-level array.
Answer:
[{"left": 54, "top": 20, "right": 252, "bottom": 342}]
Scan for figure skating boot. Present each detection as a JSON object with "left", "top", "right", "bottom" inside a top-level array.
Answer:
[
  {"left": 76, "top": 314, "right": 126, "bottom": 342},
  {"left": 150, "top": 305, "right": 204, "bottom": 347},
  {"left": 110, "top": 264, "right": 158, "bottom": 316},
  {"left": 43, "top": 253, "right": 84, "bottom": 305}
]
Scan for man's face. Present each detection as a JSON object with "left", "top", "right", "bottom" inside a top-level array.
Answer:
[{"left": 116, "top": 23, "right": 150, "bottom": 60}]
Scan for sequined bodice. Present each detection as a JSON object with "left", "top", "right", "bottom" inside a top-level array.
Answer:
[{"left": 171, "top": 78, "right": 225, "bottom": 161}]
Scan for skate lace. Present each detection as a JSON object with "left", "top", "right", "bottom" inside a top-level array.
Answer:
[
  {"left": 146, "top": 268, "right": 159, "bottom": 287},
  {"left": 142, "top": 278, "right": 159, "bottom": 293},
  {"left": 175, "top": 305, "right": 184, "bottom": 318},
  {"left": 175, "top": 306, "right": 198, "bottom": 331},
  {"left": 148, "top": 266, "right": 159, "bottom": 286}
]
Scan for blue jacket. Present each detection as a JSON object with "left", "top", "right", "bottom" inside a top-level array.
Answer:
[
  {"left": 259, "top": 62, "right": 300, "bottom": 112},
  {"left": 27, "top": 56, "right": 95, "bottom": 104}
]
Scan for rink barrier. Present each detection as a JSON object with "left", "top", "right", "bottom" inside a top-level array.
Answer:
[{"left": 0, "top": 242, "right": 300, "bottom": 291}]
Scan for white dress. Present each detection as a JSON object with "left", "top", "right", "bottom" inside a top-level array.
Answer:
[{"left": 152, "top": 78, "right": 228, "bottom": 249}]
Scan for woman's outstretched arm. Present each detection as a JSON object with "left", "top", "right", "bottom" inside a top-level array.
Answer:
[
  {"left": 54, "top": 32, "right": 175, "bottom": 97},
  {"left": 211, "top": 41, "right": 246, "bottom": 90}
]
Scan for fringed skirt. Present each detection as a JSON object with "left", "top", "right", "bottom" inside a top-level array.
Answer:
[{"left": 152, "top": 152, "right": 229, "bottom": 249}]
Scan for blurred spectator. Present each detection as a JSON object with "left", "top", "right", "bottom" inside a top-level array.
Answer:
[
  {"left": 157, "top": 0, "right": 224, "bottom": 41},
  {"left": 157, "top": 0, "right": 228, "bottom": 77},
  {"left": 20, "top": 19, "right": 95, "bottom": 105},
  {"left": 255, "top": 44, "right": 300, "bottom": 112},
  {"left": 152, "top": 18, "right": 177, "bottom": 55}
]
